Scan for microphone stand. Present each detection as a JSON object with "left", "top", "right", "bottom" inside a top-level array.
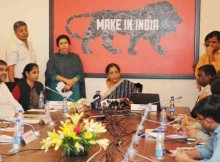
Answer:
[
  {"left": 123, "top": 103, "right": 156, "bottom": 162},
  {"left": 123, "top": 97, "right": 183, "bottom": 161}
]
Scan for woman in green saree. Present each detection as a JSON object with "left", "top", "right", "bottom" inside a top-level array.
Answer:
[{"left": 45, "top": 35, "right": 85, "bottom": 101}]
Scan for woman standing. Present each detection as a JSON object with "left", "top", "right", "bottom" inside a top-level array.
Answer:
[
  {"left": 45, "top": 34, "right": 85, "bottom": 101},
  {"left": 101, "top": 63, "right": 137, "bottom": 100},
  {"left": 12, "top": 63, "right": 44, "bottom": 111}
]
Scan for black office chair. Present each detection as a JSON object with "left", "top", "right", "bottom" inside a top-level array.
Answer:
[
  {"left": 5, "top": 82, "right": 17, "bottom": 92},
  {"left": 135, "top": 83, "right": 143, "bottom": 93}
]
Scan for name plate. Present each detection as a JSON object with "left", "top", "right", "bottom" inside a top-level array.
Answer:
[
  {"left": 130, "top": 104, "right": 157, "bottom": 111},
  {"left": 41, "top": 116, "right": 52, "bottom": 124},
  {"left": 22, "top": 130, "right": 37, "bottom": 144}
]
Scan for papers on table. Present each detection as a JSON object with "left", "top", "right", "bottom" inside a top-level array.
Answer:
[
  {"left": 22, "top": 118, "right": 41, "bottom": 124},
  {"left": 48, "top": 101, "right": 71, "bottom": 109},
  {"left": 26, "top": 108, "right": 58, "bottom": 113},
  {"left": 0, "top": 135, "right": 13, "bottom": 144},
  {"left": 166, "top": 134, "right": 188, "bottom": 139},
  {"left": 56, "top": 82, "right": 73, "bottom": 98},
  {"left": 0, "top": 127, "right": 14, "bottom": 132}
]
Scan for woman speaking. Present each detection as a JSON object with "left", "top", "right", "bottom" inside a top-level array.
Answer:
[{"left": 101, "top": 63, "right": 137, "bottom": 101}]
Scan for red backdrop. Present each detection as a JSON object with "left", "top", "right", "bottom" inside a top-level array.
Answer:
[{"left": 53, "top": 0, "right": 197, "bottom": 76}]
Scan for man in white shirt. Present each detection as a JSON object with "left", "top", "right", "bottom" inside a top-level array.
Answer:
[
  {"left": 0, "top": 59, "right": 23, "bottom": 119},
  {"left": 6, "top": 21, "right": 36, "bottom": 82}
]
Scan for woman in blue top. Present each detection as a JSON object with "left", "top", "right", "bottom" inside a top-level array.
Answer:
[{"left": 45, "top": 34, "right": 85, "bottom": 101}]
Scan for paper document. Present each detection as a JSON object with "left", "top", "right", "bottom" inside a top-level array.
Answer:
[
  {"left": 27, "top": 109, "right": 58, "bottom": 113},
  {"left": 56, "top": 82, "right": 73, "bottom": 98},
  {"left": 0, "top": 135, "right": 13, "bottom": 144},
  {"left": 0, "top": 127, "right": 15, "bottom": 132},
  {"left": 166, "top": 134, "right": 188, "bottom": 139}
]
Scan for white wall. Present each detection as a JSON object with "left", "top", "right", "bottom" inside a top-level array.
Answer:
[
  {"left": 0, "top": 0, "right": 219, "bottom": 109},
  {"left": 0, "top": 0, "right": 49, "bottom": 83}
]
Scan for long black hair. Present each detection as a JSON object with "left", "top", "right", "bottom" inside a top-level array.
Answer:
[{"left": 22, "top": 63, "right": 39, "bottom": 79}]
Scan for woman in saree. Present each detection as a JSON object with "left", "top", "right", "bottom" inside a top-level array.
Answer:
[
  {"left": 45, "top": 34, "right": 85, "bottom": 101},
  {"left": 101, "top": 63, "right": 138, "bottom": 101}
]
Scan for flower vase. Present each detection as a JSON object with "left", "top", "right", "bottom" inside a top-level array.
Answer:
[{"left": 62, "top": 145, "right": 91, "bottom": 157}]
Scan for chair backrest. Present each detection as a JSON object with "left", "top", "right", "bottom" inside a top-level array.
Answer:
[{"left": 5, "top": 82, "right": 17, "bottom": 92}]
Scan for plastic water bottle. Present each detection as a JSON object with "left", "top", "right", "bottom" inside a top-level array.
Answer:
[
  {"left": 44, "top": 100, "right": 50, "bottom": 116},
  {"left": 169, "top": 96, "right": 175, "bottom": 117},
  {"left": 160, "top": 107, "right": 167, "bottom": 129},
  {"left": 13, "top": 119, "right": 22, "bottom": 151},
  {"left": 62, "top": 97, "right": 68, "bottom": 116},
  {"left": 18, "top": 110, "right": 24, "bottom": 134},
  {"left": 155, "top": 129, "right": 164, "bottom": 160},
  {"left": 39, "top": 91, "right": 44, "bottom": 108}
]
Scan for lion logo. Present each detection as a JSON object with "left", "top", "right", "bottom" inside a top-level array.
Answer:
[{"left": 66, "top": 1, "right": 182, "bottom": 55}]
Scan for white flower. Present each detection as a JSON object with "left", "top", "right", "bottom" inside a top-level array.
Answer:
[{"left": 96, "top": 139, "right": 109, "bottom": 150}]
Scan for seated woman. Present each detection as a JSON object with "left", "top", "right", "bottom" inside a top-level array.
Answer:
[
  {"left": 45, "top": 34, "right": 85, "bottom": 101},
  {"left": 101, "top": 63, "right": 138, "bottom": 101},
  {"left": 12, "top": 63, "right": 44, "bottom": 111}
]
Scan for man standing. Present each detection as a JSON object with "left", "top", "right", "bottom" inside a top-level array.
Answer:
[
  {"left": 172, "top": 95, "right": 220, "bottom": 161},
  {"left": 0, "top": 60, "right": 23, "bottom": 118},
  {"left": 6, "top": 21, "right": 36, "bottom": 82}
]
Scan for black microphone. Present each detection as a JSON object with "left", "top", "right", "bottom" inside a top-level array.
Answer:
[{"left": 45, "top": 86, "right": 75, "bottom": 102}]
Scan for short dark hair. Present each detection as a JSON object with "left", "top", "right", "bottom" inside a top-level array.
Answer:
[
  {"left": 194, "top": 95, "right": 220, "bottom": 123},
  {"left": 198, "top": 64, "right": 216, "bottom": 77},
  {"left": 105, "top": 63, "right": 120, "bottom": 74},
  {"left": 0, "top": 59, "right": 7, "bottom": 66},
  {"left": 208, "top": 31, "right": 220, "bottom": 42},
  {"left": 22, "top": 63, "right": 39, "bottom": 79},
  {"left": 13, "top": 21, "right": 27, "bottom": 32},
  {"left": 56, "top": 34, "right": 71, "bottom": 47},
  {"left": 204, "top": 31, "right": 215, "bottom": 42}
]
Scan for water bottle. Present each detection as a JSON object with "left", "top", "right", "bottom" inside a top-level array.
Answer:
[
  {"left": 13, "top": 119, "right": 22, "bottom": 151},
  {"left": 18, "top": 110, "right": 24, "bottom": 134},
  {"left": 155, "top": 129, "right": 164, "bottom": 160},
  {"left": 44, "top": 100, "right": 50, "bottom": 116},
  {"left": 169, "top": 96, "right": 175, "bottom": 117},
  {"left": 39, "top": 91, "right": 44, "bottom": 108},
  {"left": 62, "top": 97, "right": 68, "bottom": 116},
  {"left": 160, "top": 107, "right": 167, "bottom": 129}
]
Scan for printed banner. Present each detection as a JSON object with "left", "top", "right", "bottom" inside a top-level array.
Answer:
[{"left": 51, "top": 0, "right": 199, "bottom": 78}]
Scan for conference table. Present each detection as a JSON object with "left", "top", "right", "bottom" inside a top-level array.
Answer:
[{"left": 0, "top": 106, "right": 193, "bottom": 162}]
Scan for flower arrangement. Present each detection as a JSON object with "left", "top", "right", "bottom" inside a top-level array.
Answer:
[{"left": 41, "top": 112, "right": 109, "bottom": 156}]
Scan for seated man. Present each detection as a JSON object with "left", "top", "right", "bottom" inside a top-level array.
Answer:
[
  {"left": 172, "top": 95, "right": 220, "bottom": 161},
  {"left": 191, "top": 64, "right": 216, "bottom": 118},
  {"left": 0, "top": 59, "right": 23, "bottom": 119},
  {"left": 195, "top": 31, "right": 220, "bottom": 76}
]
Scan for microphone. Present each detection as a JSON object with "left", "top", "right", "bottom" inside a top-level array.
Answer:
[
  {"left": 23, "top": 123, "right": 40, "bottom": 137},
  {"left": 45, "top": 86, "right": 75, "bottom": 102},
  {"left": 10, "top": 122, "right": 40, "bottom": 153},
  {"left": 124, "top": 97, "right": 183, "bottom": 161}
]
